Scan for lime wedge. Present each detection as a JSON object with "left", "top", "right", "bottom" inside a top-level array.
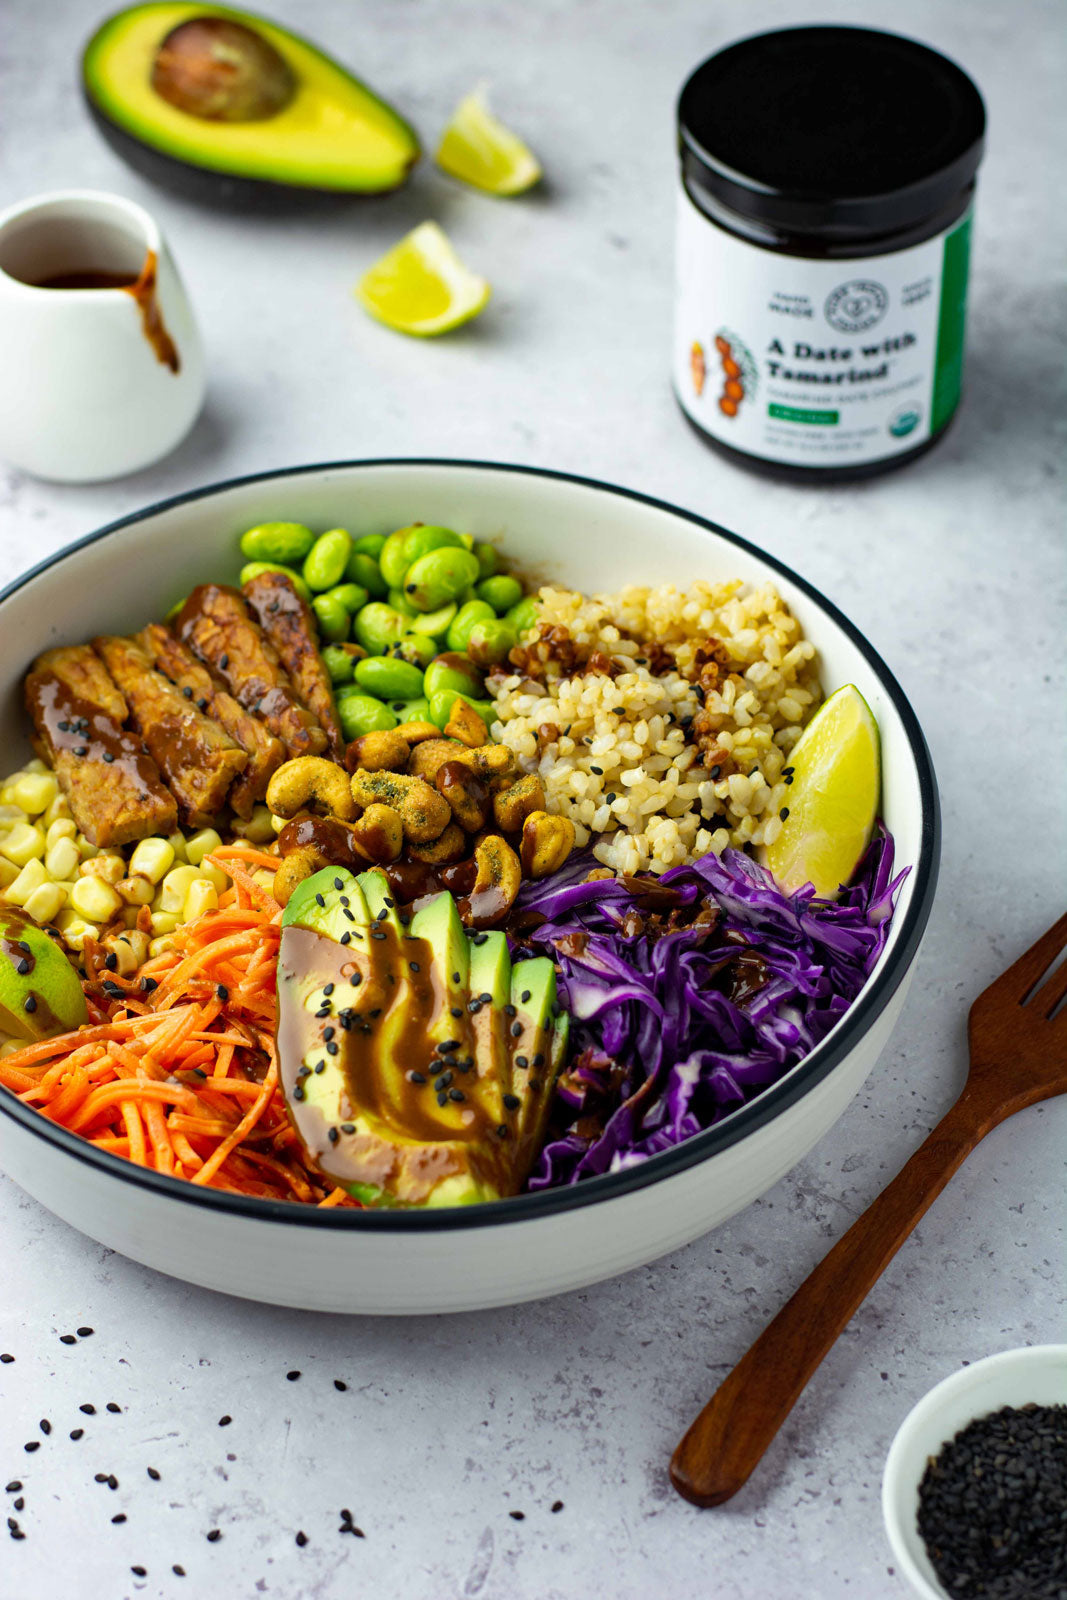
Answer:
[
  {"left": 435, "top": 88, "right": 542, "bottom": 196},
  {"left": 761, "top": 684, "right": 881, "bottom": 898},
  {"left": 356, "top": 222, "right": 490, "bottom": 337}
]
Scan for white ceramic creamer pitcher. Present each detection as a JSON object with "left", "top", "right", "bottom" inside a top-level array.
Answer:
[{"left": 0, "top": 190, "right": 205, "bottom": 482}]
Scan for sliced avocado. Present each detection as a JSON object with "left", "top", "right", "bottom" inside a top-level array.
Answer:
[
  {"left": 0, "top": 910, "right": 88, "bottom": 1042},
  {"left": 507, "top": 957, "right": 558, "bottom": 1166},
  {"left": 82, "top": 3, "right": 420, "bottom": 208},
  {"left": 281, "top": 865, "right": 369, "bottom": 937},
  {"left": 408, "top": 891, "right": 469, "bottom": 1045},
  {"left": 467, "top": 931, "right": 510, "bottom": 1123}
]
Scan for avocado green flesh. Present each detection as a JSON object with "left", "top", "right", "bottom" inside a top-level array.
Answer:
[
  {"left": 0, "top": 910, "right": 88, "bottom": 1042},
  {"left": 83, "top": 3, "right": 419, "bottom": 194},
  {"left": 276, "top": 868, "right": 570, "bottom": 1208}
]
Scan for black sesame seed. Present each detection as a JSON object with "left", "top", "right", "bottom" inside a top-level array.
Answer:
[
  {"left": 520, "top": 990, "right": 531, "bottom": 1004},
  {"left": 605, "top": 793, "right": 617, "bottom": 803},
  {"left": 104, "top": 952, "right": 118, "bottom": 972},
  {"left": 323, "top": 981, "right": 335, "bottom": 996},
  {"left": 108, "top": 1475, "right": 118, "bottom": 1490},
  {"left": 341, "top": 1123, "right": 355, "bottom": 1134},
  {"left": 286, "top": 1370, "right": 301, "bottom": 1382},
  {"left": 709, "top": 764, "right": 722, "bottom": 780},
  {"left": 206, "top": 1528, "right": 221, "bottom": 1542},
  {"left": 23, "top": 996, "right": 36, "bottom": 1014},
  {"left": 146, "top": 1467, "right": 160, "bottom": 1481},
  {"left": 292, "top": 1085, "right": 305, "bottom": 1101},
  {"left": 509, "top": 1510, "right": 525, "bottom": 1521},
  {"left": 95, "top": 1473, "right": 108, "bottom": 1483},
  {"left": 409, "top": 1071, "right": 427, "bottom": 1084},
  {"left": 438, "top": 1039, "right": 460, "bottom": 1053},
  {"left": 452, "top": 971, "right": 461, "bottom": 984},
  {"left": 448, "top": 1088, "right": 465, "bottom": 1102},
  {"left": 140, "top": 977, "right": 157, "bottom": 993},
  {"left": 39, "top": 1420, "right": 50, "bottom": 1435},
  {"left": 515, "top": 1056, "right": 528, "bottom": 1069},
  {"left": 589, "top": 766, "right": 603, "bottom": 775},
  {"left": 528, "top": 1079, "right": 542, "bottom": 1092},
  {"left": 173, "top": 1566, "right": 185, "bottom": 1576},
  {"left": 409, "top": 960, "right": 420, "bottom": 972},
  {"left": 197, "top": 698, "right": 209, "bottom": 712},
  {"left": 497, "top": 1125, "right": 508, "bottom": 1138},
  {"left": 532, "top": 1053, "right": 545, "bottom": 1068},
  {"left": 433, "top": 1071, "right": 453, "bottom": 1090},
  {"left": 9, "top": 1529, "right": 24, "bottom": 1541},
  {"left": 131, "top": 1566, "right": 146, "bottom": 1577},
  {"left": 76, "top": 1326, "right": 94, "bottom": 1338},
  {"left": 106, "top": 1403, "right": 121, "bottom": 1414},
  {"left": 450, "top": 1006, "right": 463, "bottom": 1018},
  {"left": 22, "top": 1441, "right": 38, "bottom": 1454},
  {"left": 219, "top": 1415, "right": 231, "bottom": 1427},
  {"left": 328, "top": 1128, "right": 339, "bottom": 1144},
  {"left": 58, "top": 721, "right": 70, "bottom": 732},
  {"left": 436, "top": 1091, "right": 448, "bottom": 1106},
  {"left": 326, "top": 1042, "right": 339, "bottom": 1056},
  {"left": 69, "top": 1429, "right": 83, "bottom": 1440},
  {"left": 314, "top": 1062, "right": 326, "bottom": 1074},
  {"left": 323, "top": 1026, "right": 335, "bottom": 1041},
  {"left": 334, "top": 1380, "right": 347, "bottom": 1392},
  {"left": 370, "top": 929, "right": 384, "bottom": 940},
  {"left": 779, "top": 807, "right": 790, "bottom": 820},
  {"left": 344, "top": 908, "right": 356, "bottom": 922},
  {"left": 219, "top": 655, "right": 229, "bottom": 670},
  {"left": 504, "top": 1003, "right": 516, "bottom": 1017},
  {"left": 315, "top": 892, "right": 326, "bottom": 907},
  {"left": 74, "top": 746, "right": 88, "bottom": 757},
  {"left": 503, "top": 1094, "right": 520, "bottom": 1110},
  {"left": 339, "top": 932, "right": 351, "bottom": 945},
  {"left": 295, "top": 1531, "right": 308, "bottom": 1547},
  {"left": 510, "top": 1021, "right": 523, "bottom": 1037},
  {"left": 182, "top": 685, "right": 193, "bottom": 699},
  {"left": 112, "top": 1513, "right": 126, "bottom": 1524},
  {"left": 13, "top": 1498, "right": 23, "bottom": 1511},
  {"left": 350, "top": 971, "right": 362, "bottom": 985},
  {"left": 59, "top": 1334, "right": 77, "bottom": 1345},
  {"left": 216, "top": 983, "right": 229, "bottom": 1001},
  {"left": 4, "top": 1483, "right": 20, "bottom": 1494},
  {"left": 551, "top": 1500, "right": 564, "bottom": 1513},
  {"left": 0, "top": 1354, "right": 13, "bottom": 1364}
]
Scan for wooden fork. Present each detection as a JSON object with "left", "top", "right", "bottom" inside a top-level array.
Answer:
[{"left": 670, "top": 911, "right": 1067, "bottom": 1507}]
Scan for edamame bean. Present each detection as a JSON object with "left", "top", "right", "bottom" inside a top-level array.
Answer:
[
  {"left": 428, "top": 691, "right": 498, "bottom": 731},
  {"left": 312, "top": 591, "right": 350, "bottom": 643},
  {"left": 395, "top": 633, "right": 437, "bottom": 668},
  {"left": 331, "top": 582, "right": 369, "bottom": 614},
  {"left": 354, "top": 656, "right": 426, "bottom": 701},
  {"left": 352, "top": 602, "right": 406, "bottom": 655},
  {"left": 409, "top": 601, "right": 458, "bottom": 639},
  {"left": 379, "top": 525, "right": 462, "bottom": 588},
  {"left": 507, "top": 595, "right": 541, "bottom": 635},
  {"left": 390, "top": 697, "right": 431, "bottom": 724},
  {"left": 476, "top": 575, "right": 523, "bottom": 615},
  {"left": 239, "top": 561, "right": 312, "bottom": 602},
  {"left": 345, "top": 550, "right": 387, "bottom": 597},
  {"left": 302, "top": 528, "right": 353, "bottom": 593},
  {"left": 388, "top": 587, "right": 419, "bottom": 618},
  {"left": 239, "top": 521, "right": 315, "bottom": 564},
  {"left": 424, "top": 653, "right": 484, "bottom": 703},
  {"left": 351, "top": 533, "right": 386, "bottom": 558},
  {"left": 404, "top": 547, "right": 480, "bottom": 612},
  {"left": 447, "top": 599, "right": 495, "bottom": 653},
  {"left": 335, "top": 692, "right": 398, "bottom": 741},
  {"left": 466, "top": 618, "right": 518, "bottom": 667},
  {"left": 473, "top": 541, "right": 499, "bottom": 579},
  {"left": 321, "top": 645, "right": 356, "bottom": 685}
]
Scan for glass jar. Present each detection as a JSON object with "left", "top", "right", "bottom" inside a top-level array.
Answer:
[{"left": 674, "top": 26, "right": 986, "bottom": 482}]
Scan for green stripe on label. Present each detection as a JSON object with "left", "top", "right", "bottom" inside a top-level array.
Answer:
[
  {"left": 931, "top": 215, "right": 972, "bottom": 434},
  {"left": 768, "top": 404, "right": 839, "bottom": 426}
]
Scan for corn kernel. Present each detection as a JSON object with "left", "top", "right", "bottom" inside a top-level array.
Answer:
[
  {"left": 148, "top": 934, "right": 177, "bottom": 958},
  {"left": 0, "top": 822, "right": 45, "bottom": 868},
  {"left": 183, "top": 879, "right": 218, "bottom": 921},
  {"left": 158, "top": 865, "right": 200, "bottom": 915},
  {"left": 79, "top": 854, "right": 124, "bottom": 887},
  {"left": 0, "top": 804, "right": 26, "bottom": 825},
  {"left": 0, "top": 860, "right": 19, "bottom": 891},
  {"left": 45, "top": 837, "right": 80, "bottom": 881},
  {"left": 167, "top": 831, "right": 189, "bottom": 863},
  {"left": 76, "top": 836, "right": 98, "bottom": 861},
  {"left": 199, "top": 862, "right": 229, "bottom": 894},
  {"left": 55, "top": 911, "right": 99, "bottom": 951},
  {"left": 46, "top": 818, "right": 77, "bottom": 848},
  {"left": 129, "top": 837, "right": 175, "bottom": 884},
  {"left": 117, "top": 875, "right": 154, "bottom": 906},
  {"left": 24, "top": 758, "right": 49, "bottom": 776},
  {"left": 5, "top": 858, "right": 47, "bottom": 906},
  {"left": 233, "top": 805, "right": 274, "bottom": 845},
  {"left": 149, "top": 911, "right": 181, "bottom": 938},
  {"left": 10, "top": 772, "right": 59, "bottom": 815},
  {"left": 102, "top": 929, "right": 149, "bottom": 976},
  {"left": 69, "top": 875, "right": 123, "bottom": 923},
  {"left": 23, "top": 882, "right": 66, "bottom": 925},
  {"left": 44, "top": 793, "right": 72, "bottom": 827},
  {"left": 253, "top": 868, "right": 277, "bottom": 894},
  {"left": 184, "top": 828, "right": 222, "bottom": 867}
]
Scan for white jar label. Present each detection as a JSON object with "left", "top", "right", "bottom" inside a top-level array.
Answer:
[{"left": 674, "top": 188, "right": 973, "bottom": 469}]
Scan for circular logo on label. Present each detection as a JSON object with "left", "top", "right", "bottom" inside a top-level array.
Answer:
[
  {"left": 824, "top": 280, "right": 889, "bottom": 333},
  {"left": 889, "top": 406, "right": 921, "bottom": 438}
]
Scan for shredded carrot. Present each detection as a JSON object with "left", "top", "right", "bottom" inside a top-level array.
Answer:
[{"left": 0, "top": 846, "right": 359, "bottom": 1208}]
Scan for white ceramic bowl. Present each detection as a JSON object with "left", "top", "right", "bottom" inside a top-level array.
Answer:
[
  {"left": 883, "top": 1344, "right": 1067, "bottom": 1600},
  {"left": 0, "top": 460, "right": 939, "bottom": 1313}
]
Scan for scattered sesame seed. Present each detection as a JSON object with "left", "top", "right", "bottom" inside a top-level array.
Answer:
[
  {"left": 340, "top": 932, "right": 351, "bottom": 945},
  {"left": 146, "top": 1468, "right": 160, "bottom": 1481},
  {"left": 219, "top": 1415, "right": 232, "bottom": 1427},
  {"left": 108, "top": 1475, "right": 118, "bottom": 1490},
  {"left": 23, "top": 1442, "right": 39, "bottom": 1454},
  {"left": 504, "top": 1003, "right": 516, "bottom": 1017},
  {"left": 131, "top": 1565, "right": 146, "bottom": 1577},
  {"left": 334, "top": 1380, "right": 347, "bottom": 1392},
  {"left": 520, "top": 990, "right": 531, "bottom": 1004},
  {"left": 173, "top": 1565, "right": 185, "bottom": 1576},
  {"left": 104, "top": 952, "right": 118, "bottom": 972},
  {"left": 59, "top": 1334, "right": 76, "bottom": 1346},
  {"left": 216, "top": 984, "right": 229, "bottom": 1001},
  {"left": 341, "top": 1123, "right": 355, "bottom": 1135},
  {"left": 409, "top": 1071, "right": 427, "bottom": 1084},
  {"left": 23, "top": 996, "right": 37, "bottom": 1014},
  {"left": 509, "top": 1510, "right": 525, "bottom": 1521},
  {"left": 510, "top": 1021, "right": 523, "bottom": 1037},
  {"left": 326, "top": 1042, "right": 338, "bottom": 1056},
  {"left": 292, "top": 1085, "right": 305, "bottom": 1101},
  {"left": 551, "top": 1500, "right": 564, "bottom": 1513},
  {"left": 0, "top": 1355, "right": 13, "bottom": 1364},
  {"left": 76, "top": 1327, "right": 93, "bottom": 1338},
  {"left": 95, "top": 1473, "right": 108, "bottom": 1483},
  {"left": 328, "top": 1128, "right": 339, "bottom": 1144},
  {"left": 69, "top": 1429, "right": 83, "bottom": 1441},
  {"left": 106, "top": 1403, "right": 121, "bottom": 1414},
  {"left": 448, "top": 1088, "right": 465, "bottom": 1102},
  {"left": 111, "top": 1513, "right": 126, "bottom": 1524},
  {"left": 295, "top": 1531, "right": 308, "bottom": 1547},
  {"left": 13, "top": 1498, "right": 23, "bottom": 1511},
  {"left": 39, "top": 1420, "right": 50, "bottom": 1436},
  {"left": 496, "top": 1125, "right": 508, "bottom": 1138},
  {"left": 503, "top": 1094, "right": 520, "bottom": 1110},
  {"left": 436, "top": 1091, "right": 448, "bottom": 1107},
  {"left": 315, "top": 893, "right": 326, "bottom": 907},
  {"left": 286, "top": 1370, "right": 301, "bottom": 1382},
  {"left": 206, "top": 1528, "right": 221, "bottom": 1542},
  {"left": 590, "top": 765, "right": 603, "bottom": 775},
  {"left": 5, "top": 1482, "right": 21, "bottom": 1493},
  {"left": 779, "top": 806, "right": 790, "bottom": 820}
]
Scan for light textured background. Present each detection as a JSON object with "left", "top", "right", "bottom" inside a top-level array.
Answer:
[{"left": 0, "top": 1, "right": 1064, "bottom": 1597}]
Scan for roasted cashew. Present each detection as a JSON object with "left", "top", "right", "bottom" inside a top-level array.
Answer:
[
  {"left": 436, "top": 760, "right": 488, "bottom": 834},
  {"left": 469, "top": 834, "right": 522, "bottom": 923},
  {"left": 345, "top": 730, "right": 410, "bottom": 774},
  {"left": 407, "top": 738, "right": 464, "bottom": 781},
  {"left": 266, "top": 756, "right": 357, "bottom": 822},
  {"left": 394, "top": 719, "right": 442, "bottom": 745},
  {"left": 443, "top": 698, "right": 488, "bottom": 748},
  {"left": 273, "top": 845, "right": 327, "bottom": 907},
  {"left": 492, "top": 773, "right": 546, "bottom": 834},
  {"left": 407, "top": 822, "right": 468, "bottom": 865},
  {"left": 349, "top": 770, "right": 451, "bottom": 844},
  {"left": 519, "top": 811, "right": 576, "bottom": 879},
  {"left": 350, "top": 803, "right": 404, "bottom": 863}
]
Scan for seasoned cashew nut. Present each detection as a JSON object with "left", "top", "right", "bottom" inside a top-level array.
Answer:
[
  {"left": 407, "top": 738, "right": 464, "bottom": 781},
  {"left": 349, "top": 769, "right": 451, "bottom": 844},
  {"left": 443, "top": 698, "right": 488, "bottom": 748},
  {"left": 492, "top": 773, "right": 546, "bottom": 834},
  {"left": 394, "top": 719, "right": 443, "bottom": 745},
  {"left": 350, "top": 803, "right": 404, "bottom": 863},
  {"left": 344, "top": 730, "right": 411, "bottom": 774},
  {"left": 266, "top": 756, "right": 357, "bottom": 822},
  {"left": 436, "top": 760, "right": 489, "bottom": 834},
  {"left": 519, "top": 811, "right": 576, "bottom": 879},
  {"left": 407, "top": 822, "right": 468, "bottom": 865},
  {"left": 273, "top": 845, "right": 328, "bottom": 907},
  {"left": 468, "top": 834, "right": 522, "bottom": 924}
]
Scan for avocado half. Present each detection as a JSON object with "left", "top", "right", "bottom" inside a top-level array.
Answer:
[{"left": 82, "top": 2, "right": 420, "bottom": 208}]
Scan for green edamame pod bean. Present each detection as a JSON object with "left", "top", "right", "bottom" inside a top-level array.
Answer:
[
  {"left": 423, "top": 653, "right": 484, "bottom": 703},
  {"left": 409, "top": 601, "right": 457, "bottom": 639},
  {"left": 312, "top": 591, "right": 350, "bottom": 643},
  {"left": 506, "top": 595, "right": 541, "bottom": 635},
  {"left": 404, "top": 547, "right": 480, "bottom": 612},
  {"left": 390, "top": 697, "right": 431, "bottom": 724},
  {"left": 239, "top": 561, "right": 312, "bottom": 602},
  {"left": 388, "top": 586, "right": 419, "bottom": 618},
  {"left": 476, "top": 575, "right": 524, "bottom": 615},
  {"left": 352, "top": 602, "right": 406, "bottom": 655},
  {"left": 473, "top": 541, "right": 499, "bottom": 578},
  {"left": 459, "top": 532, "right": 475, "bottom": 551},
  {"left": 351, "top": 533, "right": 386, "bottom": 558},
  {"left": 379, "top": 525, "right": 462, "bottom": 588},
  {"left": 345, "top": 550, "right": 387, "bottom": 597},
  {"left": 239, "top": 521, "right": 315, "bottom": 564},
  {"left": 395, "top": 633, "right": 437, "bottom": 669},
  {"left": 335, "top": 693, "right": 398, "bottom": 741},
  {"left": 321, "top": 645, "right": 356, "bottom": 685},
  {"left": 302, "top": 528, "right": 353, "bottom": 593},
  {"left": 447, "top": 599, "right": 495, "bottom": 653},
  {"left": 330, "top": 582, "right": 369, "bottom": 614},
  {"left": 427, "top": 691, "right": 498, "bottom": 731},
  {"left": 466, "top": 618, "right": 518, "bottom": 667},
  {"left": 354, "top": 656, "right": 426, "bottom": 701}
]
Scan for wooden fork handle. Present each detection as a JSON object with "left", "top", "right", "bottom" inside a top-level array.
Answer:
[{"left": 670, "top": 1083, "right": 1004, "bottom": 1507}]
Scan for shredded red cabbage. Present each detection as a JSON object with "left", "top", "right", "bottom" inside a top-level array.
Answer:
[{"left": 515, "top": 824, "right": 907, "bottom": 1190}]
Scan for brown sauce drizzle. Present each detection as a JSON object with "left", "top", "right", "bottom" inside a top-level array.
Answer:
[
  {"left": 27, "top": 672, "right": 167, "bottom": 803},
  {"left": 277, "top": 816, "right": 367, "bottom": 872},
  {"left": 32, "top": 251, "right": 180, "bottom": 373}
]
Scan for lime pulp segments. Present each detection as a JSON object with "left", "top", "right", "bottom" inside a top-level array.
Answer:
[
  {"left": 435, "top": 88, "right": 542, "bottom": 196},
  {"left": 355, "top": 221, "right": 490, "bottom": 337}
]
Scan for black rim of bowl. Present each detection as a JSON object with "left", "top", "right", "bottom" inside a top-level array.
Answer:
[{"left": 0, "top": 458, "right": 940, "bottom": 1231}]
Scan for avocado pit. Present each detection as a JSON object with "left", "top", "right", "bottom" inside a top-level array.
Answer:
[{"left": 151, "top": 16, "right": 296, "bottom": 122}]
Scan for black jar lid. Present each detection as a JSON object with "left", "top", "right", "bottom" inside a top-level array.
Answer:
[{"left": 678, "top": 26, "right": 985, "bottom": 240}]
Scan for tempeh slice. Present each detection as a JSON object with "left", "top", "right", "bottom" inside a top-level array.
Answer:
[{"left": 243, "top": 570, "right": 343, "bottom": 759}]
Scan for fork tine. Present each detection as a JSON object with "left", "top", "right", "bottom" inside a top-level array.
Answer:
[
  {"left": 987, "top": 911, "right": 1067, "bottom": 1005},
  {"left": 1030, "top": 949, "right": 1067, "bottom": 1018}
]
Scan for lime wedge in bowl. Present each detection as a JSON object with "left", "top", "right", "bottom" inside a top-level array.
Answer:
[
  {"left": 761, "top": 684, "right": 881, "bottom": 898},
  {"left": 356, "top": 222, "right": 490, "bottom": 337},
  {"left": 435, "top": 88, "right": 542, "bottom": 195}
]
